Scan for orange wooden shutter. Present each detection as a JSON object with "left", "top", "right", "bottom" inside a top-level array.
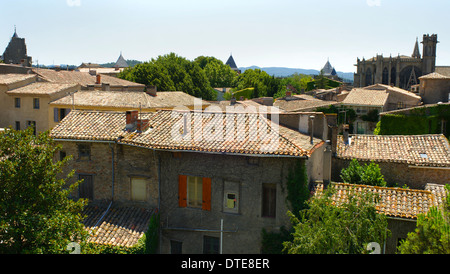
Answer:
[
  {"left": 202, "top": 177, "right": 212, "bottom": 211},
  {"left": 178, "top": 175, "right": 187, "bottom": 207}
]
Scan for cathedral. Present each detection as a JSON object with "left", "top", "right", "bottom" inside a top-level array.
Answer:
[
  {"left": 1, "top": 27, "right": 32, "bottom": 67},
  {"left": 353, "top": 34, "right": 438, "bottom": 90}
]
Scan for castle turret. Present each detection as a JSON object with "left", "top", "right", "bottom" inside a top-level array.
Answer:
[
  {"left": 421, "top": 34, "right": 438, "bottom": 75},
  {"left": 2, "top": 27, "right": 32, "bottom": 67}
]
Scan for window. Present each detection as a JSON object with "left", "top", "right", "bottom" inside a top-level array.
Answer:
[
  {"left": 178, "top": 175, "right": 211, "bottom": 210},
  {"left": 59, "top": 150, "right": 66, "bottom": 161},
  {"left": 78, "top": 144, "right": 91, "bottom": 160},
  {"left": 356, "top": 122, "right": 366, "bottom": 134},
  {"left": 27, "top": 121, "right": 36, "bottom": 135},
  {"left": 33, "top": 98, "right": 40, "bottom": 109},
  {"left": 203, "top": 236, "right": 220, "bottom": 254},
  {"left": 171, "top": 240, "right": 182, "bottom": 254},
  {"left": 78, "top": 174, "right": 94, "bottom": 200},
  {"left": 223, "top": 181, "right": 239, "bottom": 214},
  {"left": 14, "top": 98, "right": 20, "bottom": 108},
  {"left": 54, "top": 108, "right": 71, "bottom": 122},
  {"left": 397, "top": 102, "right": 406, "bottom": 109},
  {"left": 247, "top": 156, "right": 259, "bottom": 166},
  {"left": 262, "top": 184, "right": 276, "bottom": 218},
  {"left": 15, "top": 121, "right": 20, "bottom": 130},
  {"left": 131, "top": 177, "right": 147, "bottom": 201}
]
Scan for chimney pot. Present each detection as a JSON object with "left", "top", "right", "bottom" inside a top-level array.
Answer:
[
  {"left": 102, "top": 83, "right": 110, "bottom": 91},
  {"left": 96, "top": 74, "right": 101, "bottom": 84},
  {"left": 136, "top": 119, "right": 150, "bottom": 132},
  {"left": 126, "top": 110, "right": 139, "bottom": 131}
]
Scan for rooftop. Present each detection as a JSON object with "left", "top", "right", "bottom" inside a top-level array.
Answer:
[
  {"left": 337, "top": 134, "right": 450, "bottom": 168},
  {"left": 50, "top": 90, "right": 209, "bottom": 109},
  {"left": 274, "top": 96, "right": 338, "bottom": 112},
  {"left": 83, "top": 205, "right": 155, "bottom": 247},
  {"left": 51, "top": 109, "right": 324, "bottom": 157},
  {"left": 314, "top": 182, "right": 447, "bottom": 219},
  {"left": 341, "top": 88, "right": 389, "bottom": 107},
  {"left": 0, "top": 74, "right": 36, "bottom": 85},
  {"left": 6, "top": 82, "right": 78, "bottom": 96}
]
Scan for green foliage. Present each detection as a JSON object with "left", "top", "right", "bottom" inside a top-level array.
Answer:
[
  {"left": 194, "top": 56, "right": 237, "bottom": 88},
  {"left": 340, "top": 159, "right": 387, "bottom": 187},
  {"left": 361, "top": 109, "right": 380, "bottom": 123},
  {"left": 286, "top": 160, "right": 310, "bottom": 217},
  {"left": 261, "top": 226, "right": 292, "bottom": 254},
  {"left": 0, "top": 127, "right": 88, "bottom": 254},
  {"left": 283, "top": 186, "right": 390, "bottom": 254},
  {"left": 376, "top": 104, "right": 450, "bottom": 137},
  {"left": 230, "top": 88, "right": 254, "bottom": 100},
  {"left": 232, "top": 69, "right": 283, "bottom": 98},
  {"left": 315, "top": 104, "right": 357, "bottom": 126},
  {"left": 398, "top": 185, "right": 450, "bottom": 254},
  {"left": 118, "top": 53, "right": 216, "bottom": 100}
]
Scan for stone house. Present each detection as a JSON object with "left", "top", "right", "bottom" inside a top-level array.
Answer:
[
  {"left": 332, "top": 134, "right": 450, "bottom": 189},
  {"left": 50, "top": 108, "right": 328, "bottom": 253},
  {"left": 340, "top": 84, "right": 422, "bottom": 134},
  {"left": 314, "top": 181, "right": 447, "bottom": 254},
  {"left": 418, "top": 72, "right": 450, "bottom": 104}
]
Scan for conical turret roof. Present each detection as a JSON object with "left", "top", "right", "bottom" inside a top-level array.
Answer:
[
  {"left": 225, "top": 54, "right": 238, "bottom": 69},
  {"left": 115, "top": 52, "right": 129, "bottom": 68},
  {"left": 412, "top": 37, "right": 421, "bottom": 59}
]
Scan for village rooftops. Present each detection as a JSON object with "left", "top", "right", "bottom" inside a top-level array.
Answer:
[
  {"left": 314, "top": 182, "right": 447, "bottom": 219},
  {"left": 50, "top": 90, "right": 210, "bottom": 110},
  {"left": 51, "top": 109, "right": 324, "bottom": 158},
  {"left": 0, "top": 73, "right": 37, "bottom": 86},
  {"left": 337, "top": 134, "right": 450, "bottom": 168},
  {"left": 6, "top": 82, "right": 79, "bottom": 96}
]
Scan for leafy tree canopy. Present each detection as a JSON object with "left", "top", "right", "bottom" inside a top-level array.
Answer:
[
  {"left": 340, "top": 159, "right": 387, "bottom": 187},
  {"left": 0, "top": 127, "right": 88, "bottom": 254}
]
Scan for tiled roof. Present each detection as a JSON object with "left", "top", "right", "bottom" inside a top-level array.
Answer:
[
  {"left": 6, "top": 82, "right": 78, "bottom": 96},
  {"left": 51, "top": 109, "right": 324, "bottom": 157},
  {"left": 314, "top": 182, "right": 448, "bottom": 219},
  {"left": 419, "top": 72, "right": 450, "bottom": 80},
  {"left": 83, "top": 205, "right": 155, "bottom": 247},
  {"left": 341, "top": 88, "right": 389, "bottom": 107},
  {"left": 50, "top": 90, "right": 208, "bottom": 109},
  {"left": 0, "top": 74, "right": 36, "bottom": 85},
  {"left": 364, "top": 84, "right": 421, "bottom": 99},
  {"left": 273, "top": 97, "right": 338, "bottom": 112},
  {"left": 33, "top": 68, "right": 144, "bottom": 87},
  {"left": 337, "top": 134, "right": 450, "bottom": 167}
]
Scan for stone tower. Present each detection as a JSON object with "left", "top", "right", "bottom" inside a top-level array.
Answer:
[
  {"left": 421, "top": 34, "right": 438, "bottom": 76},
  {"left": 1, "top": 27, "right": 32, "bottom": 67}
]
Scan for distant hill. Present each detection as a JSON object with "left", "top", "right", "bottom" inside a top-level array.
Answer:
[{"left": 239, "top": 66, "right": 354, "bottom": 83}]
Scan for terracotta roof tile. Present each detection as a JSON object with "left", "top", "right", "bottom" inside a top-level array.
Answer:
[
  {"left": 314, "top": 182, "right": 448, "bottom": 219},
  {"left": 6, "top": 82, "right": 78, "bottom": 95},
  {"left": 0, "top": 74, "right": 36, "bottom": 85},
  {"left": 341, "top": 88, "right": 389, "bottom": 107},
  {"left": 337, "top": 134, "right": 450, "bottom": 167},
  {"left": 51, "top": 109, "right": 323, "bottom": 157},
  {"left": 83, "top": 205, "right": 155, "bottom": 247}
]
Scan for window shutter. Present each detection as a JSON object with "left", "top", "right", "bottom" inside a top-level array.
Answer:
[
  {"left": 202, "top": 177, "right": 211, "bottom": 211},
  {"left": 178, "top": 175, "right": 187, "bottom": 207},
  {"left": 54, "top": 108, "right": 59, "bottom": 122}
]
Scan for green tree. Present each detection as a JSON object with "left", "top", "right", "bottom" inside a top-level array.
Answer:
[
  {"left": 119, "top": 53, "right": 216, "bottom": 100},
  {"left": 232, "top": 69, "right": 282, "bottom": 98},
  {"left": 398, "top": 185, "right": 450, "bottom": 254},
  {"left": 340, "top": 159, "right": 387, "bottom": 187},
  {"left": 283, "top": 185, "right": 390, "bottom": 254},
  {"left": 194, "top": 56, "right": 237, "bottom": 88},
  {"left": 0, "top": 127, "right": 88, "bottom": 254}
]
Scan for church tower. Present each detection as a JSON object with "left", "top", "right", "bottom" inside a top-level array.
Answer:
[
  {"left": 2, "top": 26, "right": 32, "bottom": 67},
  {"left": 421, "top": 34, "right": 438, "bottom": 75}
]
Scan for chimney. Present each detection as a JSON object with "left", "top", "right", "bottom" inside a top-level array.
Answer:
[
  {"left": 323, "top": 140, "right": 332, "bottom": 186},
  {"left": 309, "top": 115, "right": 315, "bottom": 144},
  {"left": 146, "top": 85, "right": 157, "bottom": 96},
  {"left": 136, "top": 119, "right": 150, "bottom": 132},
  {"left": 89, "top": 70, "right": 97, "bottom": 76},
  {"left": 126, "top": 110, "right": 139, "bottom": 131},
  {"left": 102, "top": 83, "right": 110, "bottom": 91},
  {"left": 96, "top": 74, "right": 101, "bottom": 84},
  {"left": 286, "top": 90, "right": 292, "bottom": 97},
  {"left": 343, "top": 124, "right": 350, "bottom": 145},
  {"left": 230, "top": 97, "right": 236, "bottom": 105},
  {"left": 87, "top": 84, "right": 95, "bottom": 91}
]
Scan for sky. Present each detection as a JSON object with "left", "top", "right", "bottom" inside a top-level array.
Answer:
[{"left": 1, "top": 0, "right": 449, "bottom": 73}]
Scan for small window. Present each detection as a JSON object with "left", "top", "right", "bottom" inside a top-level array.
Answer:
[
  {"left": 78, "top": 144, "right": 91, "bottom": 160},
  {"left": 223, "top": 181, "right": 239, "bottom": 214},
  {"left": 247, "top": 157, "right": 259, "bottom": 166},
  {"left": 131, "top": 178, "right": 147, "bottom": 201},
  {"left": 203, "top": 236, "right": 220, "bottom": 254},
  {"left": 27, "top": 121, "right": 36, "bottom": 135},
  {"left": 397, "top": 102, "right": 406, "bottom": 109},
  {"left": 171, "top": 240, "right": 182, "bottom": 254},
  {"left": 59, "top": 151, "right": 66, "bottom": 161},
  {"left": 33, "top": 98, "right": 40, "bottom": 109},
  {"left": 78, "top": 174, "right": 94, "bottom": 200},
  {"left": 14, "top": 98, "right": 20, "bottom": 108},
  {"left": 262, "top": 184, "right": 276, "bottom": 218},
  {"left": 15, "top": 121, "right": 20, "bottom": 130}
]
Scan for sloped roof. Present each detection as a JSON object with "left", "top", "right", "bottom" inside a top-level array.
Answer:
[
  {"left": 419, "top": 72, "right": 450, "bottom": 80},
  {"left": 51, "top": 109, "right": 324, "bottom": 157},
  {"left": 50, "top": 90, "right": 209, "bottom": 109},
  {"left": 83, "top": 205, "right": 156, "bottom": 247},
  {"left": 336, "top": 134, "right": 450, "bottom": 167},
  {"left": 412, "top": 38, "right": 421, "bottom": 58},
  {"left": 225, "top": 55, "right": 238, "bottom": 69},
  {"left": 322, "top": 60, "right": 335, "bottom": 76},
  {"left": 341, "top": 88, "right": 389, "bottom": 107},
  {"left": 6, "top": 82, "right": 78, "bottom": 96},
  {"left": 314, "top": 182, "right": 447, "bottom": 219},
  {"left": 114, "top": 53, "right": 129, "bottom": 68},
  {"left": 0, "top": 74, "right": 36, "bottom": 85}
]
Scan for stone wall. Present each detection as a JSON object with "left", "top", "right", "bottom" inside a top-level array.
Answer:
[
  {"left": 332, "top": 157, "right": 449, "bottom": 189},
  {"left": 158, "top": 151, "right": 306, "bottom": 254}
]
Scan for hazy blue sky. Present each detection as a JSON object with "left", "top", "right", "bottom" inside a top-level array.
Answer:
[{"left": 1, "top": 0, "right": 449, "bottom": 72}]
